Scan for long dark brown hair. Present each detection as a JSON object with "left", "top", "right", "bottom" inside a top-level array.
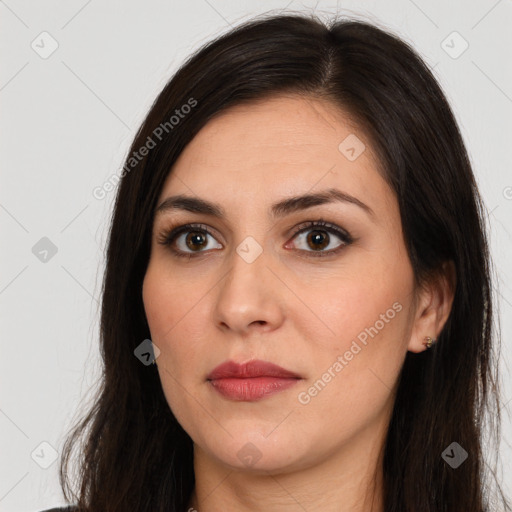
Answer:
[{"left": 59, "top": 12, "right": 510, "bottom": 512}]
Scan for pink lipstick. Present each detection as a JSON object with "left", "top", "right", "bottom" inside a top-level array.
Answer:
[{"left": 207, "top": 359, "right": 301, "bottom": 401}]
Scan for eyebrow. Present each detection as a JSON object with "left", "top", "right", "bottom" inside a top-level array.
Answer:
[{"left": 154, "top": 188, "right": 374, "bottom": 220}]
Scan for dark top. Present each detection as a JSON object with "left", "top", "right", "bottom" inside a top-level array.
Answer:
[{"left": 40, "top": 507, "right": 77, "bottom": 512}]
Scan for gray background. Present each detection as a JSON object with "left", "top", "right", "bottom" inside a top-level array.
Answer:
[{"left": 1, "top": 1, "right": 511, "bottom": 510}]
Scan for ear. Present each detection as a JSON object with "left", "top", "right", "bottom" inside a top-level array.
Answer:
[{"left": 408, "top": 260, "right": 456, "bottom": 353}]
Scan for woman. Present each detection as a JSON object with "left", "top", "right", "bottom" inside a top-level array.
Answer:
[{"left": 44, "top": 12, "right": 510, "bottom": 512}]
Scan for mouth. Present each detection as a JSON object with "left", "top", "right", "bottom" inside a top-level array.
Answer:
[{"left": 206, "top": 359, "right": 302, "bottom": 402}]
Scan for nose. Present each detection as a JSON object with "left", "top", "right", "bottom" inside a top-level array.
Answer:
[{"left": 213, "top": 241, "right": 285, "bottom": 337}]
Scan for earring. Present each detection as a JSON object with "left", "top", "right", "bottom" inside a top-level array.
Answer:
[{"left": 423, "top": 336, "right": 437, "bottom": 349}]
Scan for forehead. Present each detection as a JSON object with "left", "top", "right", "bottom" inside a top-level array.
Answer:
[{"left": 157, "top": 94, "right": 393, "bottom": 217}]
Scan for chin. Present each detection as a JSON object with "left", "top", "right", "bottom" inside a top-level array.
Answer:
[{"left": 198, "top": 428, "right": 314, "bottom": 474}]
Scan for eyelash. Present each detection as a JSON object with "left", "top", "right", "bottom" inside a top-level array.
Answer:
[{"left": 156, "top": 219, "right": 354, "bottom": 260}]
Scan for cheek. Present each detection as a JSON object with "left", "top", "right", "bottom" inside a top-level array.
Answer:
[
  {"left": 142, "top": 266, "right": 188, "bottom": 377},
  {"left": 142, "top": 265, "right": 165, "bottom": 331},
  {"left": 292, "top": 282, "right": 411, "bottom": 442},
  {"left": 143, "top": 262, "right": 198, "bottom": 344},
  {"left": 297, "top": 261, "right": 410, "bottom": 350},
  {"left": 142, "top": 264, "right": 211, "bottom": 375},
  {"left": 143, "top": 266, "right": 206, "bottom": 425},
  {"left": 294, "top": 251, "right": 414, "bottom": 401}
]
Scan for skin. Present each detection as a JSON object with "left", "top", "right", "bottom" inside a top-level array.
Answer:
[{"left": 142, "top": 94, "right": 455, "bottom": 512}]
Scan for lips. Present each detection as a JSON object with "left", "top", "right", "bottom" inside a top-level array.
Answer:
[
  {"left": 207, "top": 359, "right": 301, "bottom": 380},
  {"left": 207, "top": 360, "right": 302, "bottom": 401}
]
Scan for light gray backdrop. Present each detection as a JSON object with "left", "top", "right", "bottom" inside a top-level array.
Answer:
[{"left": 1, "top": 1, "right": 511, "bottom": 510}]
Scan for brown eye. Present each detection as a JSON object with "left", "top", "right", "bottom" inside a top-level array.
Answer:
[
  {"left": 287, "top": 220, "right": 353, "bottom": 257},
  {"left": 184, "top": 231, "right": 209, "bottom": 251},
  {"left": 158, "top": 220, "right": 352, "bottom": 260},
  {"left": 305, "top": 229, "right": 330, "bottom": 251},
  {"left": 157, "top": 223, "right": 222, "bottom": 258}
]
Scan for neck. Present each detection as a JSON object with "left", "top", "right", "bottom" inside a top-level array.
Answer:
[{"left": 187, "top": 418, "right": 387, "bottom": 512}]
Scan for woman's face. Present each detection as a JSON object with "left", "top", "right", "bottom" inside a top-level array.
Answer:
[{"left": 142, "top": 94, "right": 420, "bottom": 473}]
